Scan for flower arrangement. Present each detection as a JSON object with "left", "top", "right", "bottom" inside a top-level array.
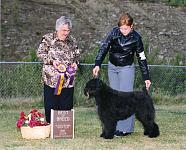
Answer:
[{"left": 16, "top": 109, "right": 49, "bottom": 129}]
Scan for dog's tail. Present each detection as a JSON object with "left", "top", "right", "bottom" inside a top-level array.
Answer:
[{"left": 142, "top": 87, "right": 148, "bottom": 95}]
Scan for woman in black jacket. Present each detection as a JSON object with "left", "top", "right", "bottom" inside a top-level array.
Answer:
[{"left": 92, "top": 13, "right": 151, "bottom": 136}]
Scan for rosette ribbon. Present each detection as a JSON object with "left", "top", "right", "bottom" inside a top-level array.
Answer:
[
  {"left": 54, "top": 64, "right": 76, "bottom": 95},
  {"left": 54, "top": 64, "right": 66, "bottom": 95},
  {"left": 66, "top": 66, "right": 76, "bottom": 86}
]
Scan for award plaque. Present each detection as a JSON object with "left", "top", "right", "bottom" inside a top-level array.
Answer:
[{"left": 50, "top": 109, "right": 74, "bottom": 139}]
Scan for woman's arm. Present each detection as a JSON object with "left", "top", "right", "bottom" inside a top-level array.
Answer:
[
  {"left": 37, "top": 34, "right": 53, "bottom": 65},
  {"left": 95, "top": 29, "right": 114, "bottom": 68},
  {"left": 136, "top": 36, "right": 151, "bottom": 90},
  {"left": 136, "top": 36, "right": 150, "bottom": 81}
]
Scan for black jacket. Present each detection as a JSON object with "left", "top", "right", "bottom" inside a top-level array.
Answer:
[{"left": 95, "top": 27, "right": 150, "bottom": 80}]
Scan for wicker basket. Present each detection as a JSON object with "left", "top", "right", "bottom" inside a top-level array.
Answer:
[{"left": 21, "top": 125, "right": 50, "bottom": 139}]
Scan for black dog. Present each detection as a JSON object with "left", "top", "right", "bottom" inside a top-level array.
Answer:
[{"left": 84, "top": 78, "right": 160, "bottom": 139}]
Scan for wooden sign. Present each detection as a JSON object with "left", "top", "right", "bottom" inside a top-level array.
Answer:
[{"left": 50, "top": 109, "right": 74, "bottom": 139}]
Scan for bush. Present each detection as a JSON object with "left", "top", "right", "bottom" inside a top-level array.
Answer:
[{"left": 165, "top": 0, "right": 186, "bottom": 6}]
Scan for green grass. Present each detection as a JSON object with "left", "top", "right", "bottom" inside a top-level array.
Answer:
[
  {"left": 164, "top": 0, "right": 186, "bottom": 6},
  {"left": 0, "top": 102, "right": 186, "bottom": 150}
]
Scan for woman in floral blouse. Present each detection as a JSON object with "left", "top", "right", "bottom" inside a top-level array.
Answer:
[{"left": 37, "top": 16, "right": 81, "bottom": 123}]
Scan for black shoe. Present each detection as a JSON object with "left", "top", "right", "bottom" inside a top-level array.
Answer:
[{"left": 114, "top": 130, "right": 132, "bottom": 137}]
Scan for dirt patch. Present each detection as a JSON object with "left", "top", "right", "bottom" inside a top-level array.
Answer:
[{"left": 1, "top": 0, "right": 186, "bottom": 64}]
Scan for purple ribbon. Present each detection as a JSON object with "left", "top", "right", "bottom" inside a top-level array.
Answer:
[
  {"left": 54, "top": 64, "right": 66, "bottom": 95},
  {"left": 54, "top": 64, "right": 76, "bottom": 95},
  {"left": 66, "top": 66, "right": 76, "bottom": 85}
]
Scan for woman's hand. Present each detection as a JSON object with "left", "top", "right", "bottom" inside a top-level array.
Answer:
[
  {"left": 53, "top": 60, "right": 61, "bottom": 69},
  {"left": 71, "top": 63, "right": 78, "bottom": 70},
  {"left": 145, "top": 80, "right": 151, "bottom": 91},
  {"left": 92, "top": 66, "right": 100, "bottom": 77}
]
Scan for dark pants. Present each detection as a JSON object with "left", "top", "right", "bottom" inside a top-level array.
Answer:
[{"left": 44, "top": 84, "right": 74, "bottom": 123}]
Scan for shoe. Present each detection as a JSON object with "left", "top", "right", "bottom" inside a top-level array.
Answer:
[{"left": 114, "top": 130, "right": 132, "bottom": 137}]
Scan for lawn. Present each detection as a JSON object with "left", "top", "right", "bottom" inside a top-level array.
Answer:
[{"left": 0, "top": 105, "right": 186, "bottom": 150}]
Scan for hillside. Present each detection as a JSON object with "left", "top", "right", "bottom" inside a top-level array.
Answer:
[{"left": 1, "top": 0, "right": 186, "bottom": 64}]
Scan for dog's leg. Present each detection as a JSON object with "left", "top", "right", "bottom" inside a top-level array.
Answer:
[
  {"left": 148, "top": 122, "right": 160, "bottom": 138},
  {"left": 100, "top": 123, "right": 106, "bottom": 137},
  {"left": 101, "top": 119, "right": 116, "bottom": 139},
  {"left": 135, "top": 110, "right": 160, "bottom": 138},
  {"left": 142, "top": 121, "right": 153, "bottom": 136},
  {"left": 140, "top": 121, "right": 160, "bottom": 138}
]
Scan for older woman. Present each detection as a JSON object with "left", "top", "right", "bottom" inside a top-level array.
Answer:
[{"left": 37, "top": 16, "right": 81, "bottom": 123}]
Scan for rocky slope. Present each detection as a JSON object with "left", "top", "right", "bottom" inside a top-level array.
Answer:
[{"left": 1, "top": 0, "right": 186, "bottom": 64}]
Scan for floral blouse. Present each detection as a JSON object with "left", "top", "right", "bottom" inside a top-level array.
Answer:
[{"left": 37, "top": 32, "right": 81, "bottom": 88}]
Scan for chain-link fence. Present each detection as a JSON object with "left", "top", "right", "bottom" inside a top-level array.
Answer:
[{"left": 0, "top": 62, "right": 185, "bottom": 104}]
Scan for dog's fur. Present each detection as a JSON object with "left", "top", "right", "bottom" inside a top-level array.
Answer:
[{"left": 84, "top": 78, "right": 160, "bottom": 139}]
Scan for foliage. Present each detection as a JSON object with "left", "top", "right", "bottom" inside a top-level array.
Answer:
[
  {"left": 171, "top": 53, "right": 185, "bottom": 66},
  {"left": 142, "top": 38, "right": 164, "bottom": 65},
  {"left": 136, "top": 0, "right": 186, "bottom": 6},
  {"left": 80, "top": 45, "right": 109, "bottom": 64},
  {"left": 1, "top": 64, "right": 185, "bottom": 105},
  {"left": 0, "top": 63, "right": 43, "bottom": 98},
  {"left": 0, "top": 46, "right": 185, "bottom": 105},
  {"left": 142, "top": 38, "right": 185, "bottom": 65},
  {"left": 164, "top": 0, "right": 186, "bottom": 6},
  {"left": 24, "top": 48, "right": 39, "bottom": 62}
]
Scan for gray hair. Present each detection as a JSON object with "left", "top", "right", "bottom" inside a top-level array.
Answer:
[{"left": 55, "top": 16, "right": 72, "bottom": 31}]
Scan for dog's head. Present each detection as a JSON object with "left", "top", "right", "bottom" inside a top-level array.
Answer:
[{"left": 84, "top": 78, "right": 104, "bottom": 99}]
